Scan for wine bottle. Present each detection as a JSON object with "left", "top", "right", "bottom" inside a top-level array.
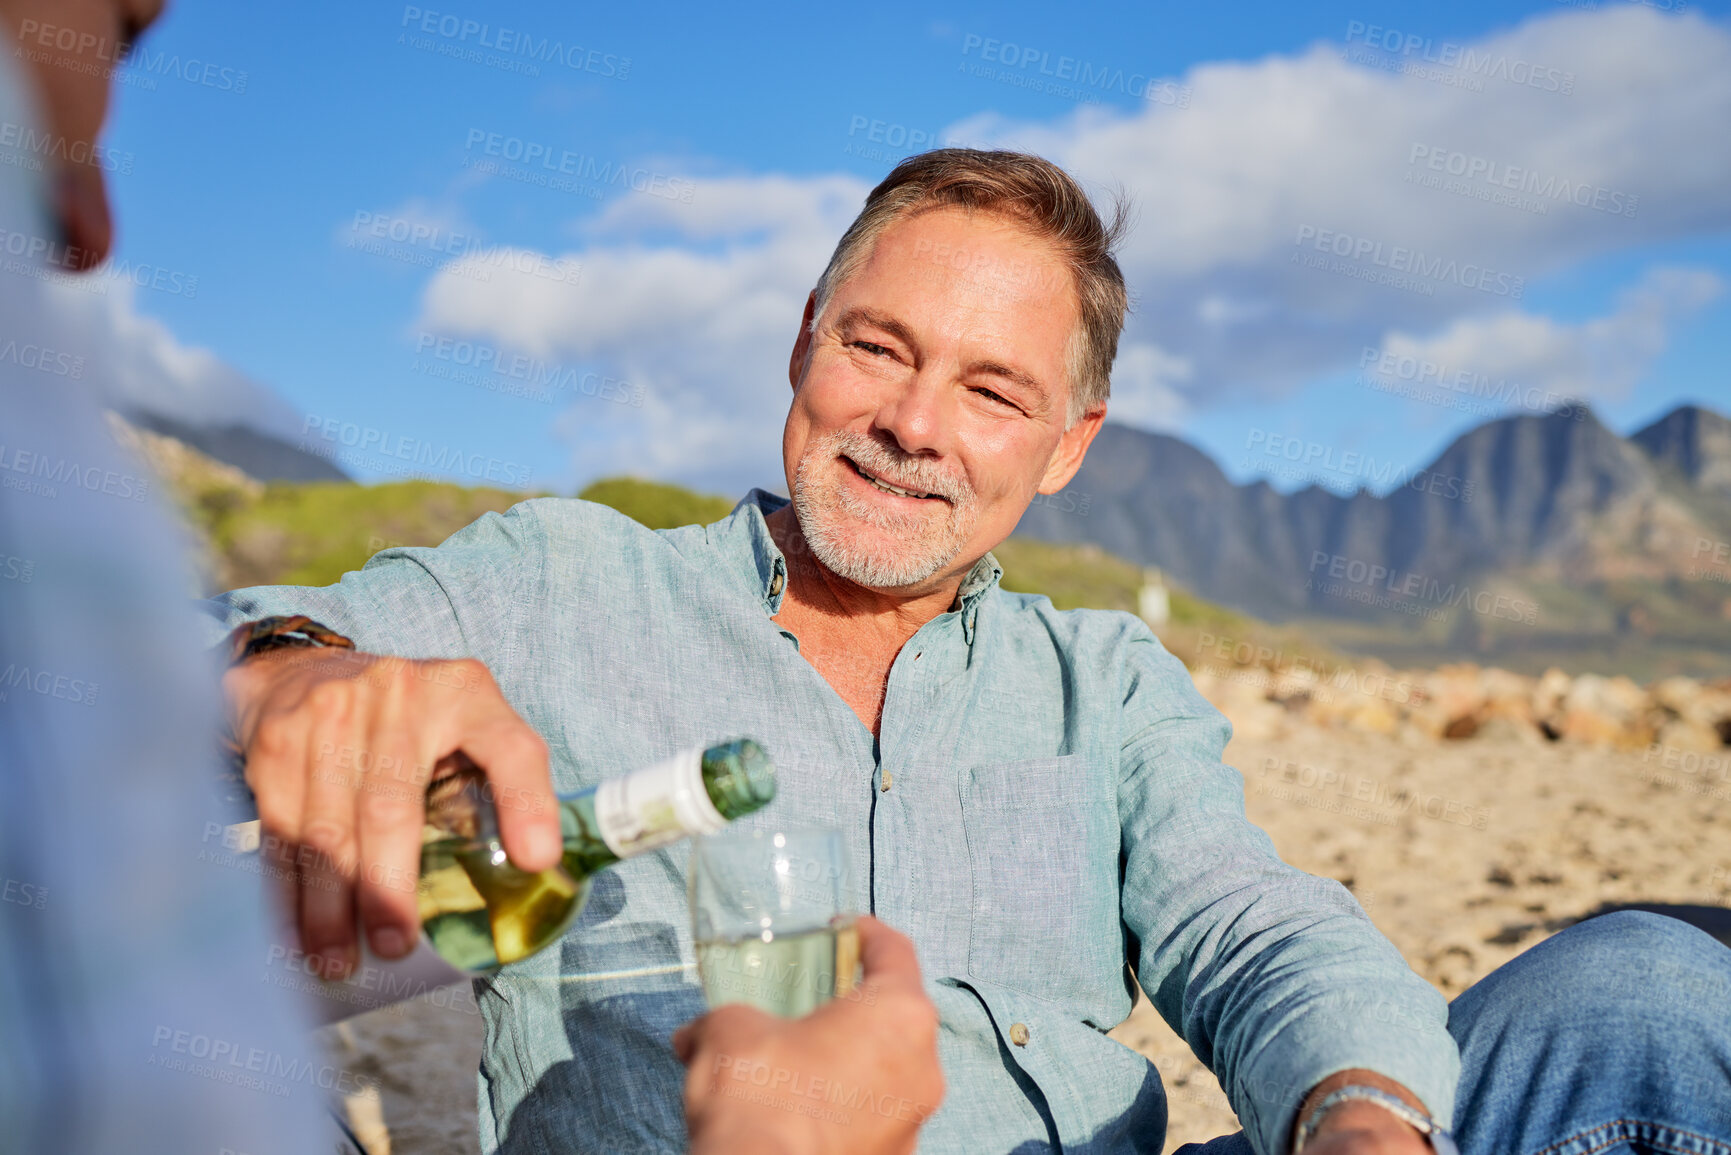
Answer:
[{"left": 417, "top": 738, "right": 775, "bottom": 974}]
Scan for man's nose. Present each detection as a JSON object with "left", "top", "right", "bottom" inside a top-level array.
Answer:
[{"left": 872, "top": 373, "right": 949, "bottom": 458}]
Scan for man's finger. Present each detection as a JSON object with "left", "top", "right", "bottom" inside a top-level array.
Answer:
[
  {"left": 354, "top": 723, "right": 430, "bottom": 959},
  {"left": 854, "top": 915, "right": 925, "bottom": 992},
  {"left": 674, "top": 1003, "right": 774, "bottom": 1068},
  {"left": 457, "top": 713, "right": 559, "bottom": 871},
  {"left": 257, "top": 823, "right": 302, "bottom": 947},
  {"left": 294, "top": 838, "right": 358, "bottom": 980},
  {"left": 295, "top": 716, "right": 363, "bottom": 977},
  {"left": 671, "top": 1023, "right": 696, "bottom": 1065},
  {"left": 245, "top": 708, "right": 310, "bottom": 848}
]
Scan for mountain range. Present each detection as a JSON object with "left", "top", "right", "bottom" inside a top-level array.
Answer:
[
  {"left": 1015, "top": 404, "right": 1731, "bottom": 678},
  {"left": 128, "top": 410, "right": 348, "bottom": 483},
  {"left": 138, "top": 396, "right": 1731, "bottom": 679}
]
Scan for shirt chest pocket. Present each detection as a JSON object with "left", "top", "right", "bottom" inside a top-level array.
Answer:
[{"left": 959, "top": 755, "right": 1122, "bottom": 999}]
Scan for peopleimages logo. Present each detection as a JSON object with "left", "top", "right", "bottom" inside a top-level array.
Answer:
[
  {"left": 844, "top": 116, "right": 953, "bottom": 162},
  {"left": 1307, "top": 550, "right": 1539, "bottom": 625},
  {"left": 262, "top": 943, "right": 481, "bottom": 1017},
  {"left": 398, "top": 6, "right": 630, "bottom": 79},
  {"left": 148, "top": 1026, "right": 377, "bottom": 1098},
  {"left": 298, "top": 415, "right": 534, "bottom": 486},
  {"left": 1690, "top": 537, "right": 1731, "bottom": 584},
  {"left": 413, "top": 333, "right": 646, "bottom": 407},
  {"left": 1293, "top": 225, "right": 1525, "bottom": 299},
  {"left": 0, "top": 224, "right": 98, "bottom": 272},
  {"left": 347, "top": 210, "right": 582, "bottom": 285},
  {"left": 0, "top": 339, "right": 84, "bottom": 379},
  {"left": 0, "top": 441, "right": 150, "bottom": 502},
  {"left": 1192, "top": 632, "right": 1426, "bottom": 707},
  {"left": 0, "top": 119, "right": 134, "bottom": 174},
  {"left": 11, "top": 19, "right": 249, "bottom": 93},
  {"left": 1, "top": 876, "right": 47, "bottom": 910},
  {"left": 0, "top": 225, "right": 197, "bottom": 297},
  {"left": 462, "top": 129, "right": 694, "bottom": 204},
  {"left": 1558, "top": 0, "right": 1686, "bottom": 10},
  {"left": 1257, "top": 756, "right": 1492, "bottom": 830},
  {"left": 1407, "top": 144, "right": 1638, "bottom": 219},
  {"left": 0, "top": 660, "right": 99, "bottom": 706},
  {"left": 960, "top": 33, "right": 1190, "bottom": 106},
  {"left": 1341, "top": 21, "right": 1575, "bottom": 95},
  {"left": 1244, "top": 427, "right": 1476, "bottom": 502},
  {"left": 1357, "top": 347, "right": 1585, "bottom": 420}
]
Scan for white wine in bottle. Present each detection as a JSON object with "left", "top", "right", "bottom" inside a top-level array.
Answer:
[{"left": 418, "top": 739, "right": 776, "bottom": 974}]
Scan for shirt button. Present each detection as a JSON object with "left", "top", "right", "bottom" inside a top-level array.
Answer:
[
  {"left": 769, "top": 571, "right": 785, "bottom": 596},
  {"left": 1009, "top": 1022, "right": 1030, "bottom": 1047},
  {"left": 880, "top": 772, "right": 893, "bottom": 792}
]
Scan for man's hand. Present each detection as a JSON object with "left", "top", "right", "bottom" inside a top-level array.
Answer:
[
  {"left": 672, "top": 916, "right": 945, "bottom": 1155},
  {"left": 225, "top": 646, "right": 560, "bottom": 977}
]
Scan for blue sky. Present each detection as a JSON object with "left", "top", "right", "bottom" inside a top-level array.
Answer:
[{"left": 86, "top": 0, "right": 1731, "bottom": 498}]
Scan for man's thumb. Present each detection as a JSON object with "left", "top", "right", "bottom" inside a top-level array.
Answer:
[{"left": 672, "top": 1022, "right": 698, "bottom": 1065}]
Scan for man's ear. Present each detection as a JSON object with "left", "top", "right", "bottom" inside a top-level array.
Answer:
[
  {"left": 788, "top": 291, "right": 818, "bottom": 393},
  {"left": 1036, "top": 406, "right": 1107, "bottom": 495}
]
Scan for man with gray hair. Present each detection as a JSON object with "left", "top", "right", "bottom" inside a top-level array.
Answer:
[{"left": 216, "top": 148, "right": 1731, "bottom": 1155}]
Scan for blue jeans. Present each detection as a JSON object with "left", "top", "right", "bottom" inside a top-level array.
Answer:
[{"left": 1175, "top": 911, "right": 1731, "bottom": 1155}]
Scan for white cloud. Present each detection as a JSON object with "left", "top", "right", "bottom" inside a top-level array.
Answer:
[
  {"left": 419, "top": 173, "right": 869, "bottom": 491},
  {"left": 415, "top": 6, "right": 1731, "bottom": 492},
  {"left": 1373, "top": 267, "right": 1723, "bottom": 403},
  {"left": 13, "top": 274, "right": 302, "bottom": 436},
  {"left": 976, "top": 6, "right": 1731, "bottom": 403},
  {"left": 1108, "top": 342, "right": 1193, "bottom": 430}
]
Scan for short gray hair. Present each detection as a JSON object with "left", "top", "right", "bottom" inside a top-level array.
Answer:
[{"left": 811, "top": 148, "right": 1130, "bottom": 427}]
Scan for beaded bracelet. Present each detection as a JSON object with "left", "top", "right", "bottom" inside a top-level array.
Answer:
[{"left": 1293, "top": 1085, "right": 1458, "bottom": 1154}]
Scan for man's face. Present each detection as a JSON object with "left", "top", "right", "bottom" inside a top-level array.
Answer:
[
  {"left": 0, "top": 0, "right": 165, "bottom": 267},
  {"left": 783, "top": 206, "right": 1103, "bottom": 593}
]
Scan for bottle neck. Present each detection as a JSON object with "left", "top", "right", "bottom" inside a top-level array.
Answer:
[
  {"left": 556, "top": 746, "right": 728, "bottom": 876},
  {"left": 425, "top": 741, "right": 774, "bottom": 881},
  {"left": 556, "top": 788, "right": 621, "bottom": 877}
]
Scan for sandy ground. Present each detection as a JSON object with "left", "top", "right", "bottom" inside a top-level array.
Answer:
[{"left": 317, "top": 727, "right": 1731, "bottom": 1152}]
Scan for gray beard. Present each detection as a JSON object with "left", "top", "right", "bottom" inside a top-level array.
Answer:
[{"left": 790, "top": 430, "right": 978, "bottom": 589}]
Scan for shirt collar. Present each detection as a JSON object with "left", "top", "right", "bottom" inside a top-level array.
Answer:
[
  {"left": 723, "top": 488, "right": 792, "bottom": 615},
  {"left": 951, "top": 551, "right": 1003, "bottom": 645},
  {"left": 716, "top": 489, "right": 1002, "bottom": 645}
]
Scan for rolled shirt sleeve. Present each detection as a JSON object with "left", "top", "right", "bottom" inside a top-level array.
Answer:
[
  {"left": 1116, "top": 627, "right": 1459, "bottom": 1155},
  {"left": 197, "top": 500, "right": 551, "bottom": 661}
]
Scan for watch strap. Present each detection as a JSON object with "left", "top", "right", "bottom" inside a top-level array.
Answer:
[{"left": 224, "top": 614, "right": 355, "bottom": 666}]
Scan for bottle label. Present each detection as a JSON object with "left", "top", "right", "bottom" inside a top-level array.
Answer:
[{"left": 594, "top": 746, "right": 727, "bottom": 858}]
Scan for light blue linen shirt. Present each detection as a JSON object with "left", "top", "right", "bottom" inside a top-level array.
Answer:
[
  {"left": 0, "top": 51, "right": 330, "bottom": 1155},
  {"left": 205, "top": 488, "right": 1458, "bottom": 1155}
]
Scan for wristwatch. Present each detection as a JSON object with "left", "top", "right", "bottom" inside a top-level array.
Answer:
[
  {"left": 1292, "top": 1085, "right": 1459, "bottom": 1154},
  {"left": 216, "top": 615, "right": 355, "bottom": 815},
  {"left": 223, "top": 614, "right": 355, "bottom": 666}
]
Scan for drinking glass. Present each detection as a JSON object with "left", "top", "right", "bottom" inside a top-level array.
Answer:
[{"left": 689, "top": 827, "right": 858, "bottom": 1017}]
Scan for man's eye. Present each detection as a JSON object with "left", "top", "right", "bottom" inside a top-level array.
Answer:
[
  {"left": 971, "top": 386, "right": 1016, "bottom": 408},
  {"left": 850, "top": 340, "right": 892, "bottom": 357}
]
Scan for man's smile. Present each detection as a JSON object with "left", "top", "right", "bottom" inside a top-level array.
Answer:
[{"left": 841, "top": 453, "right": 951, "bottom": 504}]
